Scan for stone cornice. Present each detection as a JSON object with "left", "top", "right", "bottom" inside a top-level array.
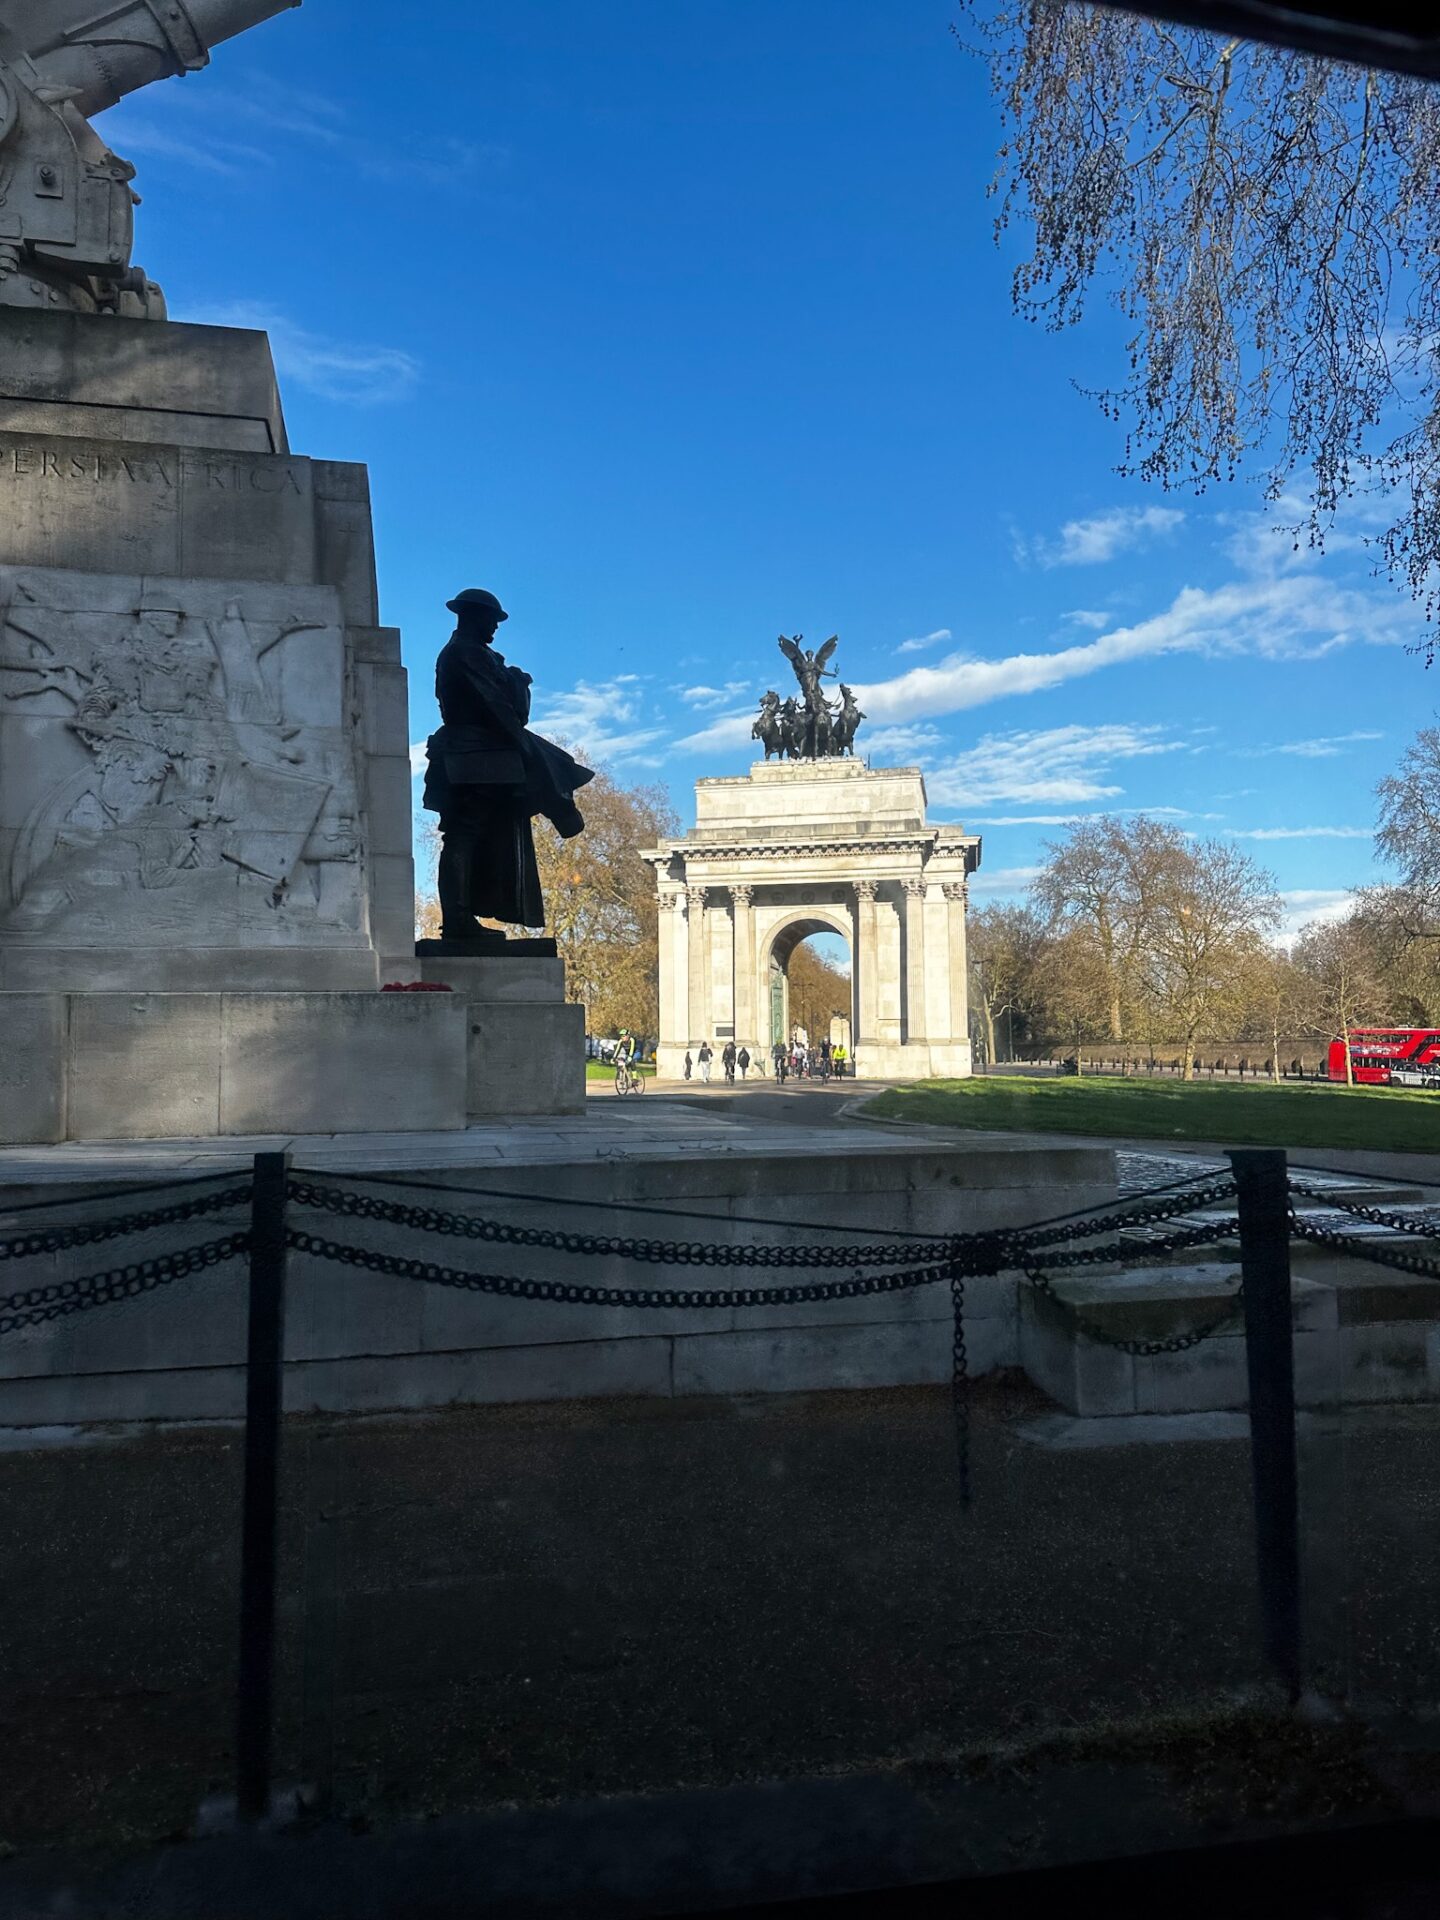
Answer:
[{"left": 667, "top": 836, "right": 954, "bottom": 861}]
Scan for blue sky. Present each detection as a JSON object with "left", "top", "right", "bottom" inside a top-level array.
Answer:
[{"left": 97, "top": 0, "right": 1431, "bottom": 942}]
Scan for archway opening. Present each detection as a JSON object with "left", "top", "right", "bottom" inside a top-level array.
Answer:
[{"left": 767, "top": 921, "right": 853, "bottom": 1054}]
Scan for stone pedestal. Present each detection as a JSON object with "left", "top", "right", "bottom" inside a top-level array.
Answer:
[
  {"left": 0, "top": 312, "right": 467, "bottom": 1141},
  {"left": 0, "top": 989, "right": 466, "bottom": 1143},
  {"left": 418, "top": 956, "right": 586, "bottom": 1117}
]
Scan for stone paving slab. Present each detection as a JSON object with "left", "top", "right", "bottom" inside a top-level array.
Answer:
[{"left": 0, "top": 1104, "right": 986, "bottom": 1189}]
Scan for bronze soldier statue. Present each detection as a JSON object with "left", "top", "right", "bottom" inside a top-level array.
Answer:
[{"left": 422, "top": 589, "right": 592, "bottom": 943}]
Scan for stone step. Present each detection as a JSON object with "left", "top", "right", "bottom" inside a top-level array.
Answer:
[{"left": 1018, "top": 1261, "right": 1440, "bottom": 1419}]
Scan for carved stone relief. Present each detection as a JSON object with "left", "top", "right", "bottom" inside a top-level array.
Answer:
[{"left": 0, "top": 565, "right": 365, "bottom": 948}]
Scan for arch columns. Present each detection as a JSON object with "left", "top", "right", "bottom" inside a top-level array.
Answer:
[
  {"left": 686, "top": 885, "right": 707, "bottom": 1044},
  {"left": 643, "top": 760, "right": 980, "bottom": 1080},
  {"left": 854, "top": 879, "right": 879, "bottom": 1051},
  {"left": 943, "top": 880, "right": 969, "bottom": 1045},
  {"left": 903, "top": 878, "right": 927, "bottom": 1044},
  {"left": 731, "top": 884, "right": 756, "bottom": 1048}
]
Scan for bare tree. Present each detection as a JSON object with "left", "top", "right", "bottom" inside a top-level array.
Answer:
[
  {"left": 961, "top": 5, "right": 1440, "bottom": 652},
  {"left": 1142, "top": 838, "right": 1281, "bottom": 1079},
  {"left": 1032, "top": 923, "right": 1115, "bottom": 1069},
  {"left": 1373, "top": 723, "right": 1440, "bottom": 941},
  {"left": 1033, "top": 815, "right": 1189, "bottom": 1040},
  {"left": 1233, "top": 940, "right": 1308, "bottom": 1082},
  {"left": 968, "top": 902, "right": 1047, "bottom": 1062},
  {"left": 787, "top": 940, "right": 853, "bottom": 1050},
  {"left": 1292, "top": 914, "right": 1389, "bottom": 1085}
]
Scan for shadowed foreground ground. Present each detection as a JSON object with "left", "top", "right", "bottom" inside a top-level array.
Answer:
[{"left": 3, "top": 1379, "right": 1439, "bottom": 1866}]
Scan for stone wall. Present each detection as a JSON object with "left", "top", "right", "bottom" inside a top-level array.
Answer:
[{"left": 0, "top": 1142, "right": 1116, "bottom": 1423}]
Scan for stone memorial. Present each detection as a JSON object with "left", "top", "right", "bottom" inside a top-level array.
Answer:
[
  {"left": 0, "top": 0, "right": 579, "bottom": 1139},
  {"left": 648, "top": 637, "right": 979, "bottom": 1081}
]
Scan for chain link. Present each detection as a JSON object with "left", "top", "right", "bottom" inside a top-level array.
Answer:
[
  {"left": 0, "top": 1184, "right": 252, "bottom": 1263},
  {"left": 1020, "top": 1265, "right": 1245, "bottom": 1355},
  {"left": 289, "top": 1178, "right": 1238, "bottom": 1277},
  {"left": 0, "top": 1233, "right": 249, "bottom": 1335},
  {"left": 950, "top": 1269, "right": 969, "bottom": 1508},
  {"left": 1035, "top": 1217, "right": 1240, "bottom": 1272},
  {"left": 290, "top": 1178, "right": 989, "bottom": 1273},
  {"left": 284, "top": 1227, "right": 998, "bottom": 1307},
  {"left": 1289, "top": 1215, "right": 1440, "bottom": 1282},
  {"left": 1288, "top": 1184, "right": 1440, "bottom": 1240},
  {"left": 1021, "top": 1178, "right": 1237, "bottom": 1251}
]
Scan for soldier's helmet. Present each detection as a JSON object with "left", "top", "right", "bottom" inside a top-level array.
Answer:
[{"left": 446, "top": 588, "right": 508, "bottom": 621}]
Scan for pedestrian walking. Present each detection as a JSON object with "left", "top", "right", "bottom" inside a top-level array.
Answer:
[
  {"left": 722, "top": 1040, "right": 737, "bottom": 1084},
  {"left": 738, "top": 1046, "right": 750, "bottom": 1080},
  {"left": 698, "top": 1040, "right": 713, "bottom": 1084},
  {"left": 683, "top": 1051, "right": 692, "bottom": 1081}
]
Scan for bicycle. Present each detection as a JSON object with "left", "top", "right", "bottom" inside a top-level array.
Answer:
[{"left": 614, "top": 1059, "right": 645, "bottom": 1096}]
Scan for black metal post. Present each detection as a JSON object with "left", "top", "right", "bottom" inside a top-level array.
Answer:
[
  {"left": 1228, "top": 1147, "right": 1302, "bottom": 1701},
  {"left": 237, "top": 1149, "right": 289, "bottom": 1822}
]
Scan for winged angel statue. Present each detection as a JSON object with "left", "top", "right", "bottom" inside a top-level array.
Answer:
[{"left": 752, "top": 634, "right": 865, "bottom": 761}]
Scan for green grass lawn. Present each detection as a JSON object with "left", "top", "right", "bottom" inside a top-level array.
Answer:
[
  {"left": 585, "top": 1058, "right": 656, "bottom": 1081},
  {"left": 866, "top": 1074, "right": 1440, "bottom": 1154}
]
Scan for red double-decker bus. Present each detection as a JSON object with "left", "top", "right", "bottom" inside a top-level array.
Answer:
[{"left": 1327, "top": 1029, "right": 1440, "bottom": 1086}]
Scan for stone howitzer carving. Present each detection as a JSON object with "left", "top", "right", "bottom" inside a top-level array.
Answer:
[
  {"left": 759, "top": 634, "right": 865, "bottom": 759},
  {"left": 0, "top": 0, "right": 300, "bottom": 316}
]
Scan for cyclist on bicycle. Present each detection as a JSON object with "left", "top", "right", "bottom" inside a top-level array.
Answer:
[{"left": 613, "top": 1029, "right": 645, "bottom": 1094}]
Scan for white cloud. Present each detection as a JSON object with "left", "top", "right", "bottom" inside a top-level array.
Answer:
[
  {"left": 969, "top": 865, "right": 1042, "bottom": 895},
  {"left": 1063, "top": 609, "right": 1111, "bottom": 630},
  {"left": 409, "top": 740, "right": 428, "bottom": 777},
  {"left": 865, "top": 723, "right": 943, "bottom": 758},
  {"left": 673, "top": 708, "right": 758, "bottom": 754},
  {"left": 1227, "top": 826, "right": 1373, "bottom": 841},
  {"left": 680, "top": 682, "right": 749, "bottom": 709},
  {"left": 927, "top": 723, "right": 1185, "bottom": 809},
  {"left": 178, "top": 300, "right": 419, "bottom": 404},
  {"left": 1030, "top": 505, "right": 1185, "bottom": 568},
  {"left": 97, "top": 119, "right": 267, "bottom": 176},
  {"left": 531, "top": 678, "right": 664, "bottom": 764},
  {"left": 1279, "top": 888, "right": 1359, "bottom": 943},
  {"left": 968, "top": 806, "right": 1199, "bottom": 825},
  {"left": 897, "top": 628, "right": 952, "bottom": 655},
  {"left": 850, "top": 573, "right": 1412, "bottom": 730},
  {"left": 1268, "top": 731, "right": 1385, "bottom": 759},
  {"left": 1223, "top": 494, "right": 1372, "bottom": 578},
  {"left": 675, "top": 569, "right": 1412, "bottom": 762}
]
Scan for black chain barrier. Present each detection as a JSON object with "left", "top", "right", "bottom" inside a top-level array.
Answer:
[
  {"left": 1288, "top": 1184, "right": 1440, "bottom": 1241},
  {"left": 1289, "top": 1214, "right": 1440, "bottom": 1283},
  {"left": 0, "top": 1233, "right": 250, "bottom": 1335},
  {"left": 1018, "top": 1178, "right": 1237, "bottom": 1252},
  {"left": 950, "top": 1268, "right": 969, "bottom": 1507},
  {"left": 289, "top": 1178, "right": 971, "bottom": 1272},
  {"left": 0, "top": 1183, "right": 252, "bottom": 1263},
  {"left": 283, "top": 1226, "right": 991, "bottom": 1306},
  {"left": 1021, "top": 1266, "right": 1245, "bottom": 1355},
  {"left": 287, "top": 1176, "right": 1240, "bottom": 1276}
]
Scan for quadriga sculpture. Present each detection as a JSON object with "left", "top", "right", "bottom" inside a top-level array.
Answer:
[
  {"left": 0, "top": 1, "right": 300, "bottom": 316},
  {"left": 754, "top": 633, "right": 865, "bottom": 759}
]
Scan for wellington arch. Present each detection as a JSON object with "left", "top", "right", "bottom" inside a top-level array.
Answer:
[{"left": 644, "top": 759, "right": 980, "bottom": 1080}]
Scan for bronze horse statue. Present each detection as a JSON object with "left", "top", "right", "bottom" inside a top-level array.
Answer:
[
  {"left": 751, "top": 690, "right": 785, "bottom": 759},
  {"left": 832, "top": 684, "right": 865, "bottom": 756}
]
